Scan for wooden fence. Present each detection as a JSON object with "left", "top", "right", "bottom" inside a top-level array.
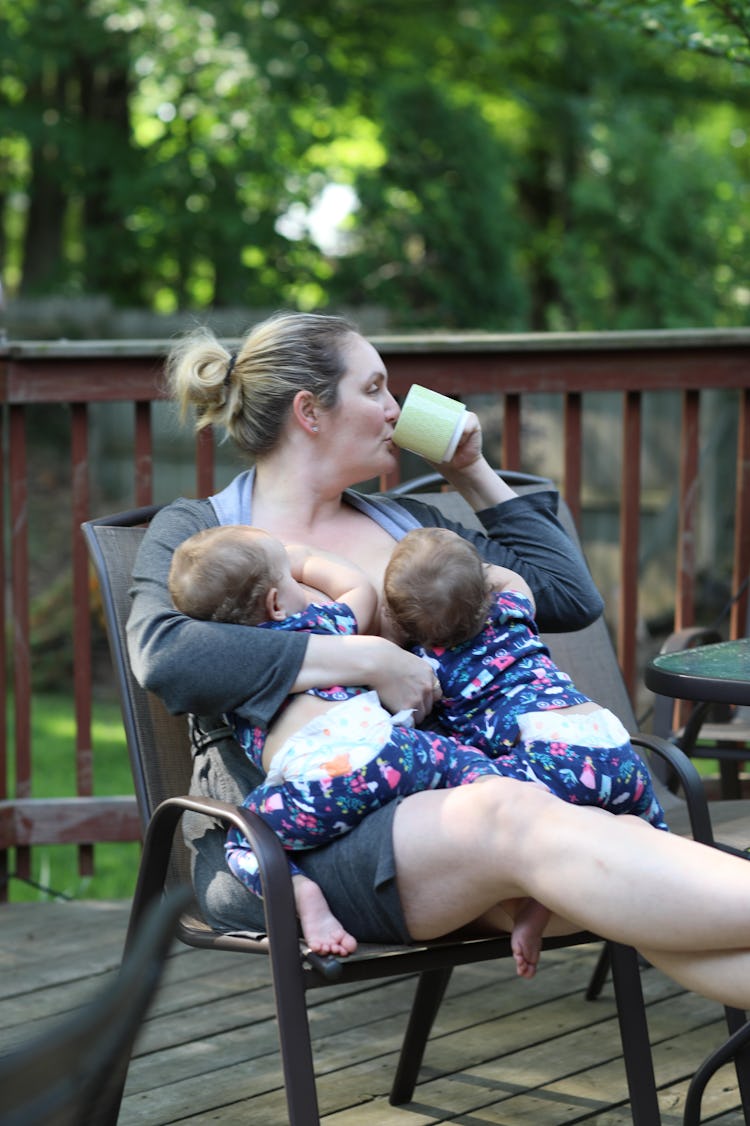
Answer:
[{"left": 2, "top": 327, "right": 750, "bottom": 894}]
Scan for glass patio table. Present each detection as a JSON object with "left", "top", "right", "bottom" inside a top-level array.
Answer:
[
  {"left": 646, "top": 636, "right": 750, "bottom": 1126},
  {"left": 645, "top": 637, "right": 750, "bottom": 707}
]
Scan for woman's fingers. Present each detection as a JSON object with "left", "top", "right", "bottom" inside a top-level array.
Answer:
[{"left": 373, "top": 648, "right": 438, "bottom": 721}]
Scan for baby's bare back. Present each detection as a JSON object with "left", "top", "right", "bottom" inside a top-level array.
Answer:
[{"left": 262, "top": 693, "right": 339, "bottom": 772}]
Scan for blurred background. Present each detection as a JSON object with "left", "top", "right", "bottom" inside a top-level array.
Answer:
[{"left": 1, "top": 0, "right": 749, "bottom": 340}]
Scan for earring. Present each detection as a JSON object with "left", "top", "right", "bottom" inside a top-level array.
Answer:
[{"left": 311, "top": 425, "right": 319, "bottom": 433}]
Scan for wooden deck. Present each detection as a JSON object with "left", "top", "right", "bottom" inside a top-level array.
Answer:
[{"left": 0, "top": 899, "right": 748, "bottom": 1124}]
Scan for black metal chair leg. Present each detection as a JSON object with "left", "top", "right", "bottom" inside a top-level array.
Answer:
[
  {"left": 609, "top": 943, "right": 661, "bottom": 1126},
  {"left": 684, "top": 1016, "right": 750, "bottom": 1126},
  {"left": 389, "top": 967, "right": 453, "bottom": 1105},
  {"left": 724, "top": 1007, "right": 750, "bottom": 1125},
  {"left": 586, "top": 943, "right": 611, "bottom": 1001}
]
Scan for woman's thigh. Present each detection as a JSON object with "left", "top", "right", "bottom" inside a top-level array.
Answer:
[{"left": 391, "top": 777, "right": 557, "bottom": 941}]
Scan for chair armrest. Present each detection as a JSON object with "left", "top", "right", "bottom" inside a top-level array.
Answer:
[
  {"left": 630, "top": 733, "right": 715, "bottom": 845},
  {"left": 131, "top": 794, "right": 344, "bottom": 980}
]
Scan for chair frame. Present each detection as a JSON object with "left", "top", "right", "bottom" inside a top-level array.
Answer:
[{"left": 82, "top": 473, "right": 722, "bottom": 1126}]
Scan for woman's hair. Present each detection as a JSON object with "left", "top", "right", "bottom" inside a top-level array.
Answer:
[
  {"left": 168, "top": 525, "right": 280, "bottom": 627},
  {"left": 383, "top": 527, "right": 492, "bottom": 649},
  {"left": 166, "top": 311, "right": 358, "bottom": 456}
]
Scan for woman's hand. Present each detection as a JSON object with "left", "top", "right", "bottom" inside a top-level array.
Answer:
[
  {"left": 444, "top": 410, "right": 484, "bottom": 473},
  {"left": 294, "top": 634, "right": 441, "bottom": 725},
  {"left": 436, "top": 411, "right": 519, "bottom": 509},
  {"left": 368, "top": 642, "right": 441, "bottom": 723}
]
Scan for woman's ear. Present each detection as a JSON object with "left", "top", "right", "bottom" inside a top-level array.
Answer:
[{"left": 292, "top": 389, "right": 320, "bottom": 434}]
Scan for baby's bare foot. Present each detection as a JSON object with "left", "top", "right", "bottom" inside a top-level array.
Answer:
[
  {"left": 294, "top": 876, "right": 358, "bottom": 957},
  {"left": 511, "top": 898, "right": 550, "bottom": 979}
]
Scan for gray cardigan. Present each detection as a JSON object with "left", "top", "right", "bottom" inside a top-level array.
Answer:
[{"left": 127, "top": 482, "right": 602, "bottom": 729}]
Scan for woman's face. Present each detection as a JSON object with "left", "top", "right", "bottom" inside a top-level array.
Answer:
[{"left": 322, "top": 333, "right": 400, "bottom": 479}]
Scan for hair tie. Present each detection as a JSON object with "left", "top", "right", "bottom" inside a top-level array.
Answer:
[{"left": 224, "top": 351, "right": 238, "bottom": 387}]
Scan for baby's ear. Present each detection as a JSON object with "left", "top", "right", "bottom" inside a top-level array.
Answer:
[{"left": 265, "top": 587, "right": 286, "bottom": 621}]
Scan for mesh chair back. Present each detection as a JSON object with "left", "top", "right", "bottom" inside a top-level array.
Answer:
[{"left": 83, "top": 515, "right": 195, "bottom": 893}]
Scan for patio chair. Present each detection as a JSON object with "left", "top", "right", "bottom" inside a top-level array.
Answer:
[
  {"left": 81, "top": 472, "right": 720, "bottom": 1126},
  {"left": 0, "top": 884, "right": 189, "bottom": 1126}
]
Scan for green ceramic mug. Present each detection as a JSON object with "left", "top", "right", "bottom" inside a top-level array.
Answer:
[{"left": 392, "top": 384, "right": 467, "bottom": 463}]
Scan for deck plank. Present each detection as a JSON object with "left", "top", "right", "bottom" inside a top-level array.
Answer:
[{"left": 0, "top": 899, "right": 747, "bottom": 1124}]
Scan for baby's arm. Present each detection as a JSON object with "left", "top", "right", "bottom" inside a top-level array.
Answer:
[
  {"left": 484, "top": 563, "right": 536, "bottom": 614},
  {"left": 285, "top": 544, "right": 378, "bottom": 633}
]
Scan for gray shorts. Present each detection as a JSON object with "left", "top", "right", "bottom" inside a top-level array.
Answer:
[
  {"left": 184, "top": 723, "right": 410, "bottom": 943},
  {"left": 189, "top": 801, "right": 409, "bottom": 943}
]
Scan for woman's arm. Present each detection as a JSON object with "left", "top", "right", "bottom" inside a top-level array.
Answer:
[{"left": 127, "top": 499, "right": 436, "bottom": 726}]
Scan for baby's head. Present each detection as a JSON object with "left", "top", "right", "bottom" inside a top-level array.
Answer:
[
  {"left": 383, "top": 527, "right": 491, "bottom": 649},
  {"left": 168, "top": 525, "right": 289, "bottom": 626}
]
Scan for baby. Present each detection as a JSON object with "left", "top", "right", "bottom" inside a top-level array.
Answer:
[
  {"left": 169, "top": 524, "right": 538, "bottom": 967},
  {"left": 383, "top": 526, "right": 669, "bottom": 976}
]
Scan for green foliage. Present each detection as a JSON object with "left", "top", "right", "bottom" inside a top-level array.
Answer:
[
  {"left": 333, "top": 80, "right": 528, "bottom": 328},
  {"left": 571, "top": 0, "right": 750, "bottom": 70},
  {"left": 1, "top": 0, "right": 749, "bottom": 328}
]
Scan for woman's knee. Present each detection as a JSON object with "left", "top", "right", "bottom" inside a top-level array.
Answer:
[{"left": 472, "top": 774, "right": 555, "bottom": 828}]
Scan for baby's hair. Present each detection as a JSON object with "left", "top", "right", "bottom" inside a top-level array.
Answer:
[
  {"left": 166, "top": 311, "right": 357, "bottom": 457},
  {"left": 383, "top": 527, "right": 491, "bottom": 649},
  {"left": 168, "top": 525, "right": 279, "bottom": 627}
]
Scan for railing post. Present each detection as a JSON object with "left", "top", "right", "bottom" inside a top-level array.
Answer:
[
  {"left": 676, "top": 389, "right": 700, "bottom": 632},
  {"left": 618, "top": 390, "right": 641, "bottom": 703},
  {"left": 72, "top": 402, "right": 94, "bottom": 877},
  {"left": 563, "top": 391, "right": 583, "bottom": 528},
  {"left": 731, "top": 387, "right": 750, "bottom": 639},
  {"left": 9, "top": 402, "right": 31, "bottom": 883}
]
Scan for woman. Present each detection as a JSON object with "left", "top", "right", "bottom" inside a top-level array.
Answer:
[{"left": 128, "top": 311, "right": 750, "bottom": 1008}]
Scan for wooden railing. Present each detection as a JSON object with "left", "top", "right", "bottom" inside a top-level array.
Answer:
[{"left": 2, "top": 327, "right": 750, "bottom": 892}]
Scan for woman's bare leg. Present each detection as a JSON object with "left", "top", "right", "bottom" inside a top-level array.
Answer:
[
  {"left": 392, "top": 778, "right": 750, "bottom": 1006},
  {"left": 641, "top": 946, "right": 750, "bottom": 1008}
]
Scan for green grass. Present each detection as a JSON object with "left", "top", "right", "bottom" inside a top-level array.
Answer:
[{"left": 5, "top": 692, "right": 141, "bottom": 903}]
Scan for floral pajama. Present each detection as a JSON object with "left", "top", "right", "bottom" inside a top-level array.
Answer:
[{"left": 224, "top": 692, "right": 503, "bottom": 893}]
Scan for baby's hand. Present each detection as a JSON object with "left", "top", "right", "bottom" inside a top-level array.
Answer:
[{"left": 284, "top": 543, "right": 313, "bottom": 580}]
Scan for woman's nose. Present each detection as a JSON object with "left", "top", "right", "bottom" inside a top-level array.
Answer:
[{"left": 385, "top": 391, "right": 400, "bottom": 421}]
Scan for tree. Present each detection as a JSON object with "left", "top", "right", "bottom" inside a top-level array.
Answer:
[
  {"left": 571, "top": 1, "right": 750, "bottom": 70},
  {"left": 0, "top": 0, "right": 140, "bottom": 297},
  {"left": 1, "top": 0, "right": 749, "bottom": 330}
]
